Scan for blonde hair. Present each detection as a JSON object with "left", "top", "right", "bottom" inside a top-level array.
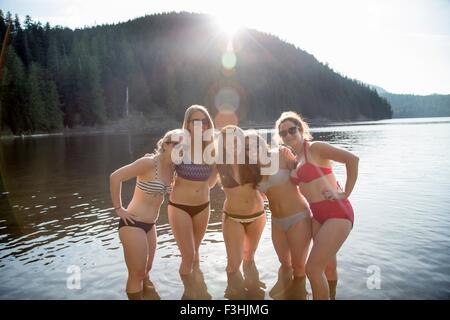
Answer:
[
  {"left": 274, "top": 111, "right": 312, "bottom": 143},
  {"left": 153, "top": 129, "right": 183, "bottom": 155},
  {"left": 182, "top": 105, "right": 215, "bottom": 132},
  {"left": 182, "top": 105, "right": 215, "bottom": 154}
]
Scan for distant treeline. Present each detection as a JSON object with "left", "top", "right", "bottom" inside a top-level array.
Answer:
[
  {"left": 379, "top": 92, "right": 450, "bottom": 118},
  {"left": 0, "top": 11, "right": 392, "bottom": 134}
]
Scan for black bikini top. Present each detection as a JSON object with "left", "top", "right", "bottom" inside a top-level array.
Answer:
[{"left": 217, "top": 164, "right": 261, "bottom": 189}]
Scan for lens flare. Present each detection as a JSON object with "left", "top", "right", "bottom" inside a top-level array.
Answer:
[
  {"left": 215, "top": 87, "right": 240, "bottom": 113},
  {"left": 222, "top": 51, "right": 237, "bottom": 70}
]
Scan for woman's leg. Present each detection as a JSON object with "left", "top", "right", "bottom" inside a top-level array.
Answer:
[
  {"left": 192, "top": 206, "right": 210, "bottom": 263},
  {"left": 325, "top": 255, "right": 338, "bottom": 299},
  {"left": 271, "top": 222, "right": 292, "bottom": 268},
  {"left": 223, "top": 215, "right": 247, "bottom": 299},
  {"left": 312, "top": 219, "right": 338, "bottom": 299},
  {"left": 190, "top": 205, "right": 212, "bottom": 299},
  {"left": 269, "top": 222, "right": 293, "bottom": 299},
  {"left": 242, "top": 215, "right": 267, "bottom": 299},
  {"left": 142, "top": 226, "right": 160, "bottom": 299},
  {"left": 306, "top": 218, "right": 351, "bottom": 300},
  {"left": 145, "top": 225, "right": 157, "bottom": 277},
  {"left": 119, "top": 227, "right": 149, "bottom": 299},
  {"left": 284, "top": 217, "right": 312, "bottom": 299},
  {"left": 168, "top": 206, "right": 195, "bottom": 275},
  {"left": 287, "top": 217, "right": 311, "bottom": 277},
  {"left": 242, "top": 214, "right": 266, "bottom": 262},
  {"left": 222, "top": 216, "right": 246, "bottom": 273}
]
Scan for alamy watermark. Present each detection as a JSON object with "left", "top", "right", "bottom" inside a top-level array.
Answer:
[
  {"left": 366, "top": 265, "right": 381, "bottom": 290},
  {"left": 66, "top": 265, "right": 81, "bottom": 290}
]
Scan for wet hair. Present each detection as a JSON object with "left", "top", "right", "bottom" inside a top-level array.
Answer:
[{"left": 274, "top": 111, "right": 313, "bottom": 144}]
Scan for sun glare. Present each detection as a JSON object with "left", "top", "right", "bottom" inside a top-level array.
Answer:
[{"left": 214, "top": 13, "right": 242, "bottom": 37}]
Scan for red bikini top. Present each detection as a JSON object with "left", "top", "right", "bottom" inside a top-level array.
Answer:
[{"left": 290, "top": 141, "right": 333, "bottom": 184}]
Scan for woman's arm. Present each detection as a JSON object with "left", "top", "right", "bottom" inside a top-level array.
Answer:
[
  {"left": 312, "top": 142, "right": 359, "bottom": 198},
  {"left": 207, "top": 165, "right": 219, "bottom": 189},
  {"left": 110, "top": 157, "right": 155, "bottom": 223}
]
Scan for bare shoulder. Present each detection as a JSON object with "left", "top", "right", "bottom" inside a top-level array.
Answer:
[
  {"left": 309, "top": 141, "right": 332, "bottom": 152},
  {"left": 134, "top": 155, "right": 156, "bottom": 168},
  {"left": 308, "top": 141, "right": 336, "bottom": 162},
  {"left": 310, "top": 140, "right": 357, "bottom": 163}
]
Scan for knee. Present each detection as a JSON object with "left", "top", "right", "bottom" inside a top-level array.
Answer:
[
  {"left": 325, "top": 260, "right": 337, "bottom": 278},
  {"left": 305, "top": 260, "right": 324, "bottom": 279},
  {"left": 325, "top": 259, "right": 337, "bottom": 274}
]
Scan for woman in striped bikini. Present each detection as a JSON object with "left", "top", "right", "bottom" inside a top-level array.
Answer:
[
  {"left": 168, "top": 105, "right": 217, "bottom": 299},
  {"left": 110, "top": 129, "right": 180, "bottom": 300}
]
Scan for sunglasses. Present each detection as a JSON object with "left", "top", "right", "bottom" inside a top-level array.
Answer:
[
  {"left": 165, "top": 141, "right": 179, "bottom": 146},
  {"left": 190, "top": 118, "right": 209, "bottom": 126},
  {"left": 278, "top": 126, "right": 299, "bottom": 138}
]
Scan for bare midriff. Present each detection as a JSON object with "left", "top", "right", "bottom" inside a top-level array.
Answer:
[
  {"left": 299, "top": 173, "right": 341, "bottom": 204},
  {"left": 223, "top": 184, "right": 264, "bottom": 215},
  {"left": 265, "top": 180, "right": 309, "bottom": 218},
  {"left": 170, "top": 176, "right": 210, "bottom": 204},
  {"left": 126, "top": 188, "right": 164, "bottom": 223}
]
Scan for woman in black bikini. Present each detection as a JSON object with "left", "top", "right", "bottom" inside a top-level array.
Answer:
[
  {"left": 110, "top": 129, "right": 180, "bottom": 300},
  {"left": 217, "top": 125, "right": 266, "bottom": 299},
  {"left": 168, "top": 105, "right": 218, "bottom": 299}
]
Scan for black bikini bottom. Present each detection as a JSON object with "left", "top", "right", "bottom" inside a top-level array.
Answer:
[
  {"left": 118, "top": 218, "right": 155, "bottom": 233},
  {"left": 168, "top": 201, "right": 210, "bottom": 218}
]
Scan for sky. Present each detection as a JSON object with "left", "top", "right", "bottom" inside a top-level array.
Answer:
[{"left": 2, "top": 0, "right": 450, "bottom": 95}]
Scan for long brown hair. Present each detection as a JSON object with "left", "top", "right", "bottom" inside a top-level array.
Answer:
[{"left": 217, "top": 125, "right": 261, "bottom": 189}]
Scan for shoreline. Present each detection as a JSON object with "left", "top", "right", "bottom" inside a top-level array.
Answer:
[{"left": 0, "top": 116, "right": 379, "bottom": 140}]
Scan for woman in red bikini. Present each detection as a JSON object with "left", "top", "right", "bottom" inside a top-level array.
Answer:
[{"left": 275, "top": 111, "right": 359, "bottom": 300}]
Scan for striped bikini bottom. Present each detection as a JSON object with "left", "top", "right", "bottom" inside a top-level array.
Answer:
[{"left": 224, "top": 210, "right": 266, "bottom": 226}]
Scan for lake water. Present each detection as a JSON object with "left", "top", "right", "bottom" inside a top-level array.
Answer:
[{"left": 1, "top": 117, "right": 449, "bottom": 300}]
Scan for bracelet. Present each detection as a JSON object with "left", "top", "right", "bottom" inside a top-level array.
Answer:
[{"left": 114, "top": 206, "right": 122, "bottom": 211}]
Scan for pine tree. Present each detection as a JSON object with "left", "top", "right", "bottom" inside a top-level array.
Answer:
[
  {"left": 1, "top": 48, "right": 29, "bottom": 134},
  {"left": 28, "top": 63, "right": 47, "bottom": 131}
]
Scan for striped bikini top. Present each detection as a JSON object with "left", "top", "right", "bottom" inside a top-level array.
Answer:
[{"left": 136, "top": 157, "right": 172, "bottom": 196}]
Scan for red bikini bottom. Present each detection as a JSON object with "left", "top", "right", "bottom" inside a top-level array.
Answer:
[{"left": 309, "top": 198, "right": 354, "bottom": 226}]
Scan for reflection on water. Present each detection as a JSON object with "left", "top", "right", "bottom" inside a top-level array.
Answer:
[{"left": 1, "top": 118, "right": 450, "bottom": 299}]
